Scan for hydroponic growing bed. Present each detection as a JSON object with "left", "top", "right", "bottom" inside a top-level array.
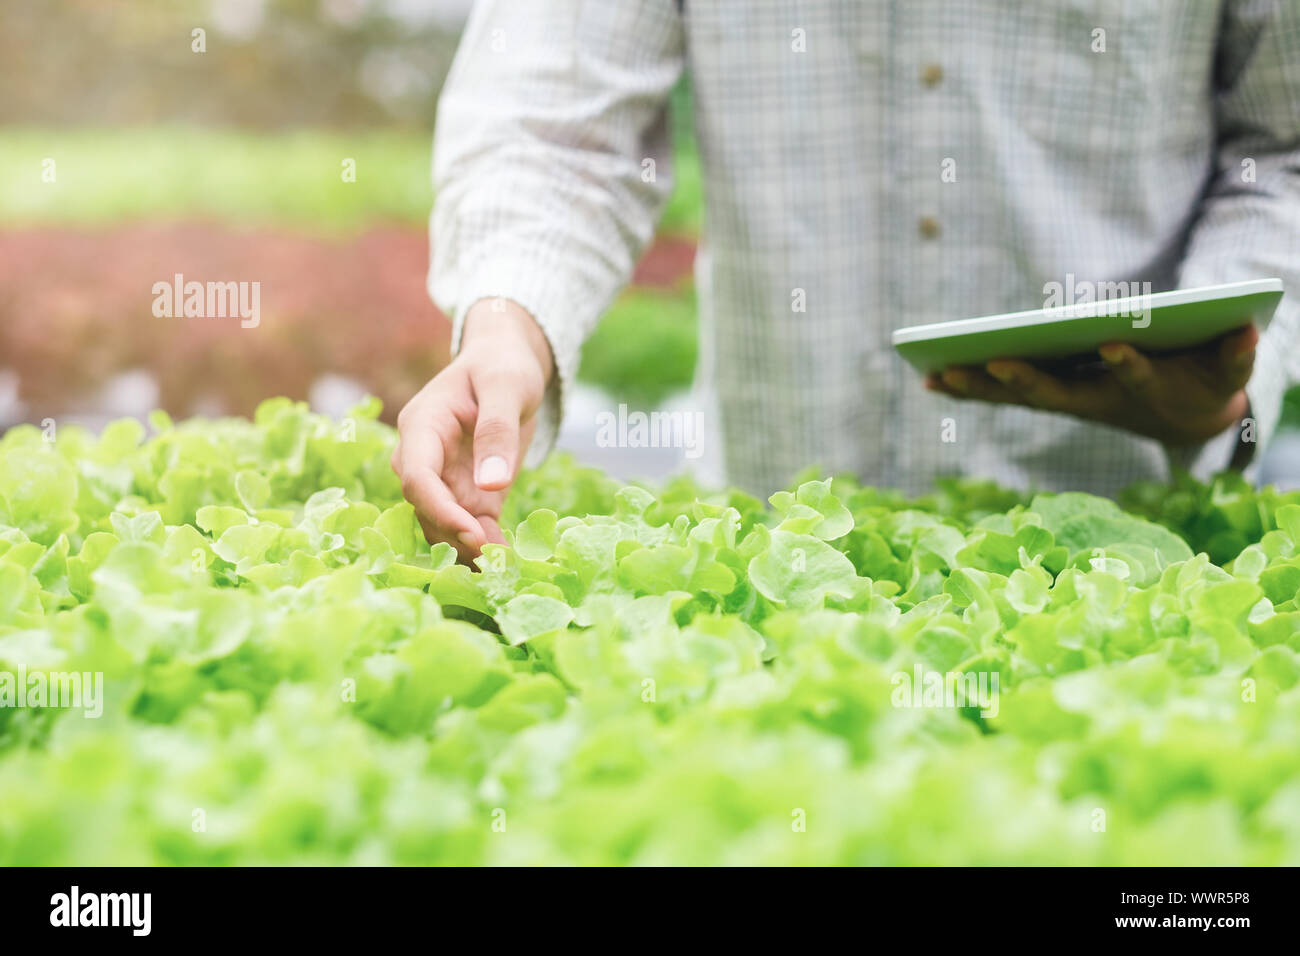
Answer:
[{"left": 1, "top": 399, "right": 1298, "bottom": 865}]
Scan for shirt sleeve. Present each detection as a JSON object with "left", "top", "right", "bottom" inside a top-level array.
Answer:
[
  {"left": 1173, "top": 0, "right": 1300, "bottom": 480},
  {"left": 428, "top": 0, "right": 685, "bottom": 466}
]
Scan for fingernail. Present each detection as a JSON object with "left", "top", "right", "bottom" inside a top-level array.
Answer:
[
  {"left": 1099, "top": 345, "right": 1125, "bottom": 365},
  {"left": 476, "top": 455, "right": 509, "bottom": 486},
  {"left": 944, "top": 371, "right": 969, "bottom": 392},
  {"left": 457, "top": 531, "right": 479, "bottom": 548},
  {"left": 986, "top": 365, "right": 1014, "bottom": 385}
]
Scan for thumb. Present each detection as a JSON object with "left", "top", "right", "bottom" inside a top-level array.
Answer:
[{"left": 471, "top": 373, "right": 524, "bottom": 491}]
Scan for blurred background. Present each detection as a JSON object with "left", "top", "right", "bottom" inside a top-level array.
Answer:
[
  {"left": 2, "top": 0, "right": 1296, "bottom": 484},
  {"left": 0, "top": 0, "right": 702, "bottom": 477}
]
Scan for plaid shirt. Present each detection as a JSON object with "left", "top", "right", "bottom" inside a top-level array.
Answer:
[{"left": 430, "top": 0, "right": 1300, "bottom": 497}]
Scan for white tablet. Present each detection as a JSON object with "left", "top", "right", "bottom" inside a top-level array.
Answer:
[{"left": 892, "top": 278, "right": 1284, "bottom": 374}]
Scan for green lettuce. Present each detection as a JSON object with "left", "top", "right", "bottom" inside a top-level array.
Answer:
[{"left": 0, "top": 398, "right": 1298, "bottom": 865}]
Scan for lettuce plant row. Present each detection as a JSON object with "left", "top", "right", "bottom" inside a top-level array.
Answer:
[{"left": 1, "top": 398, "right": 1298, "bottom": 864}]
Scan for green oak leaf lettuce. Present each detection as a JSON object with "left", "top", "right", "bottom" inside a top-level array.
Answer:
[{"left": 0, "top": 398, "right": 1298, "bottom": 866}]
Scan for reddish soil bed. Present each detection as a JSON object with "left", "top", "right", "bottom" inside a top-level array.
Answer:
[{"left": 0, "top": 224, "right": 695, "bottom": 423}]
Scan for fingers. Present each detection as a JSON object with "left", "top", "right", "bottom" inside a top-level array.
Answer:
[
  {"left": 928, "top": 366, "right": 1019, "bottom": 404},
  {"left": 395, "top": 410, "right": 485, "bottom": 551},
  {"left": 929, "top": 360, "right": 1115, "bottom": 418},
  {"left": 1096, "top": 325, "right": 1256, "bottom": 400},
  {"left": 928, "top": 366, "right": 1026, "bottom": 403},
  {"left": 477, "top": 514, "right": 506, "bottom": 547},
  {"left": 984, "top": 360, "right": 1077, "bottom": 411},
  {"left": 1098, "top": 343, "right": 1156, "bottom": 399},
  {"left": 470, "top": 369, "right": 523, "bottom": 491},
  {"left": 395, "top": 444, "right": 478, "bottom": 556},
  {"left": 1216, "top": 325, "right": 1257, "bottom": 393}
]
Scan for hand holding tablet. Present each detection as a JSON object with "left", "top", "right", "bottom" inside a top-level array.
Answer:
[{"left": 894, "top": 279, "right": 1284, "bottom": 447}]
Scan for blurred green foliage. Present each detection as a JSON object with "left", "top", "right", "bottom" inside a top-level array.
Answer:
[
  {"left": 579, "top": 288, "right": 699, "bottom": 407},
  {"left": 1282, "top": 386, "right": 1300, "bottom": 431},
  {"left": 2, "top": 127, "right": 433, "bottom": 231},
  {"left": 0, "top": 126, "right": 703, "bottom": 236}
]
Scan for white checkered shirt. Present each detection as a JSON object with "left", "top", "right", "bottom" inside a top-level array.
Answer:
[{"left": 429, "top": 0, "right": 1300, "bottom": 498}]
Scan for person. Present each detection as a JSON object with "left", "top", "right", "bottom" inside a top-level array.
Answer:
[{"left": 393, "top": 0, "right": 1300, "bottom": 559}]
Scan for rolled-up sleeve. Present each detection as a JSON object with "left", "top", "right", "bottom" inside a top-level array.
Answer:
[
  {"left": 429, "top": 0, "right": 685, "bottom": 465},
  {"left": 1175, "top": 0, "right": 1300, "bottom": 477}
]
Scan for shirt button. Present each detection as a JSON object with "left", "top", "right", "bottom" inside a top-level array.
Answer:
[
  {"left": 921, "top": 63, "right": 944, "bottom": 87},
  {"left": 918, "top": 216, "right": 941, "bottom": 239}
]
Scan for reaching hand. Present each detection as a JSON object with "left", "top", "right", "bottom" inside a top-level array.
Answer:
[{"left": 392, "top": 299, "right": 554, "bottom": 562}]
